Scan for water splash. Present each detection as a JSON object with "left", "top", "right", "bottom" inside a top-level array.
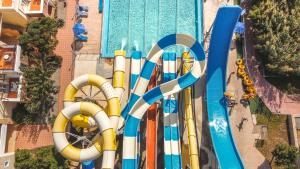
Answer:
[
  {"left": 209, "top": 118, "right": 228, "bottom": 136},
  {"left": 184, "top": 47, "right": 189, "bottom": 52},
  {"left": 151, "top": 41, "right": 156, "bottom": 48},
  {"left": 121, "top": 38, "right": 127, "bottom": 50},
  {"left": 134, "top": 40, "right": 139, "bottom": 51}
]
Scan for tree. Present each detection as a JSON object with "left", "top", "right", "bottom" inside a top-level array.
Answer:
[
  {"left": 249, "top": 0, "right": 300, "bottom": 76},
  {"left": 17, "top": 17, "right": 64, "bottom": 123},
  {"left": 271, "top": 144, "right": 299, "bottom": 169}
]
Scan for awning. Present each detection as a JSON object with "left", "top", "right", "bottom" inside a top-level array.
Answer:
[
  {"left": 72, "top": 23, "right": 86, "bottom": 36},
  {"left": 234, "top": 22, "right": 245, "bottom": 34}
]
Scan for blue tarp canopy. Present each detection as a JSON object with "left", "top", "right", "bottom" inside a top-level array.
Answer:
[
  {"left": 82, "top": 161, "right": 95, "bottom": 169},
  {"left": 73, "top": 23, "right": 86, "bottom": 36},
  {"left": 234, "top": 22, "right": 245, "bottom": 34},
  {"left": 99, "top": 0, "right": 103, "bottom": 13}
]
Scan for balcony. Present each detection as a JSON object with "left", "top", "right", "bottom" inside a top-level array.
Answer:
[
  {"left": 20, "top": 0, "right": 55, "bottom": 17},
  {"left": 0, "top": 0, "right": 55, "bottom": 27},
  {"left": 0, "top": 75, "right": 23, "bottom": 102},
  {"left": 0, "top": 45, "right": 21, "bottom": 72},
  {"left": 0, "top": 0, "right": 27, "bottom": 27},
  {"left": 0, "top": 45, "right": 22, "bottom": 102}
]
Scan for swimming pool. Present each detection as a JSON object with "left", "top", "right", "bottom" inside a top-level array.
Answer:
[{"left": 101, "top": 0, "right": 203, "bottom": 57}]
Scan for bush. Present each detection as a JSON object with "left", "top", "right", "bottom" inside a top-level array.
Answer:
[
  {"left": 15, "top": 146, "right": 68, "bottom": 169},
  {"left": 272, "top": 144, "right": 299, "bottom": 169}
]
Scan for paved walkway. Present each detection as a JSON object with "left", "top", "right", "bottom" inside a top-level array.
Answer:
[
  {"left": 55, "top": 0, "right": 77, "bottom": 112},
  {"left": 228, "top": 48, "right": 268, "bottom": 169},
  {"left": 243, "top": 2, "right": 300, "bottom": 115}
]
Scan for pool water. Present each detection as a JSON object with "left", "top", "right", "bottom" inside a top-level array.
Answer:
[{"left": 101, "top": 0, "right": 203, "bottom": 57}]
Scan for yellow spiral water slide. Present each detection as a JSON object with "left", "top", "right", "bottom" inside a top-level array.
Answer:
[{"left": 52, "top": 50, "right": 126, "bottom": 168}]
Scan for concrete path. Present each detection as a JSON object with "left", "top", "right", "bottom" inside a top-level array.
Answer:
[
  {"left": 55, "top": 0, "right": 77, "bottom": 112},
  {"left": 228, "top": 48, "right": 268, "bottom": 169}
]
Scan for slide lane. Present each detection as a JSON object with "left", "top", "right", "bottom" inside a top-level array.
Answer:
[
  {"left": 122, "top": 34, "right": 205, "bottom": 169},
  {"left": 146, "top": 67, "right": 158, "bottom": 169},
  {"left": 163, "top": 53, "right": 182, "bottom": 169},
  {"left": 206, "top": 6, "right": 244, "bottom": 169}
]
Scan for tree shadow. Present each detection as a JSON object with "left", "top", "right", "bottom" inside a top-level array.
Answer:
[
  {"left": 16, "top": 124, "right": 49, "bottom": 145},
  {"left": 258, "top": 160, "right": 271, "bottom": 169}
]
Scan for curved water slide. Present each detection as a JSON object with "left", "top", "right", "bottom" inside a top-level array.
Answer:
[
  {"left": 206, "top": 6, "right": 244, "bottom": 169},
  {"left": 121, "top": 34, "right": 206, "bottom": 169},
  {"left": 162, "top": 53, "right": 182, "bottom": 169}
]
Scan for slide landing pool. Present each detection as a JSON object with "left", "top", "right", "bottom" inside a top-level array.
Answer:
[{"left": 101, "top": 0, "right": 203, "bottom": 57}]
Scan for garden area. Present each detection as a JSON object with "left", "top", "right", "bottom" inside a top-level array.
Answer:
[
  {"left": 248, "top": 0, "right": 300, "bottom": 95},
  {"left": 249, "top": 96, "right": 298, "bottom": 168}
]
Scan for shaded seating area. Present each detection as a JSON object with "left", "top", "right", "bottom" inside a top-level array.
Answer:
[{"left": 72, "top": 5, "right": 89, "bottom": 41}]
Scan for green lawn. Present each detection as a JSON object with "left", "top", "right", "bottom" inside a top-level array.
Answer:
[{"left": 249, "top": 96, "right": 289, "bottom": 168}]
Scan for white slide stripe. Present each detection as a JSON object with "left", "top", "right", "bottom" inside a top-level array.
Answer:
[
  {"left": 176, "top": 34, "right": 196, "bottom": 48},
  {"left": 94, "top": 111, "right": 112, "bottom": 132},
  {"left": 130, "top": 98, "right": 150, "bottom": 119},
  {"left": 163, "top": 60, "right": 169, "bottom": 73},
  {"left": 133, "top": 77, "right": 150, "bottom": 96},
  {"left": 163, "top": 113, "right": 179, "bottom": 127},
  {"left": 102, "top": 151, "right": 116, "bottom": 169},
  {"left": 61, "top": 102, "right": 81, "bottom": 119},
  {"left": 160, "top": 80, "right": 182, "bottom": 97},
  {"left": 131, "top": 59, "right": 142, "bottom": 74},
  {"left": 164, "top": 140, "right": 181, "bottom": 155},
  {"left": 71, "top": 74, "right": 89, "bottom": 89},
  {"left": 114, "top": 55, "right": 125, "bottom": 71},
  {"left": 101, "top": 81, "right": 117, "bottom": 99},
  {"left": 53, "top": 133, "right": 69, "bottom": 152},
  {"left": 80, "top": 145, "right": 100, "bottom": 161},
  {"left": 168, "top": 60, "right": 177, "bottom": 74},
  {"left": 123, "top": 137, "right": 137, "bottom": 159}
]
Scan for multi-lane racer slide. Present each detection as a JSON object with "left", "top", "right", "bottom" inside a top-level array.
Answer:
[
  {"left": 206, "top": 6, "right": 244, "bottom": 169},
  {"left": 122, "top": 34, "right": 206, "bottom": 169}
]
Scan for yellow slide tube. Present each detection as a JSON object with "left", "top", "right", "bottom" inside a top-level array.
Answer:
[
  {"left": 182, "top": 52, "right": 200, "bottom": 169},
  {"left": 53, "top": 102, "right": 116, "bottom": 168},
  {"left": 63, "top": 74, "right": 121, "bottom": 129}
]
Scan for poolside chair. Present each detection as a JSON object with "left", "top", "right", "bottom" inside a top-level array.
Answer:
[
  {"left": 78, "top": 5, "right": 88, "bottom": 12},
  {"left": 76, "top": 10, "right": 88, "bottom": 18},
  {"left": 73, "top": 23, "right": 88, "bottom": 37},
  {"left": 99, "top": 0, "right": 103, "bottom": 13},
  {"left": 76, "top": 34, "right": 88, "bottom": 41}
]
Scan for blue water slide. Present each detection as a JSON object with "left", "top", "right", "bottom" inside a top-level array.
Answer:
[{"left": 206, "top": 6, "right": 244, "bottom": 169}]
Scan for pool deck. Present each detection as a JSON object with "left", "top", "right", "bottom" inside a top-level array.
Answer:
[
  {"left": 55, "top": 0, "right": 77, "bottom": 112},
  {"left": 227, "top": 48, "right": 268, "bottom": 169}
]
